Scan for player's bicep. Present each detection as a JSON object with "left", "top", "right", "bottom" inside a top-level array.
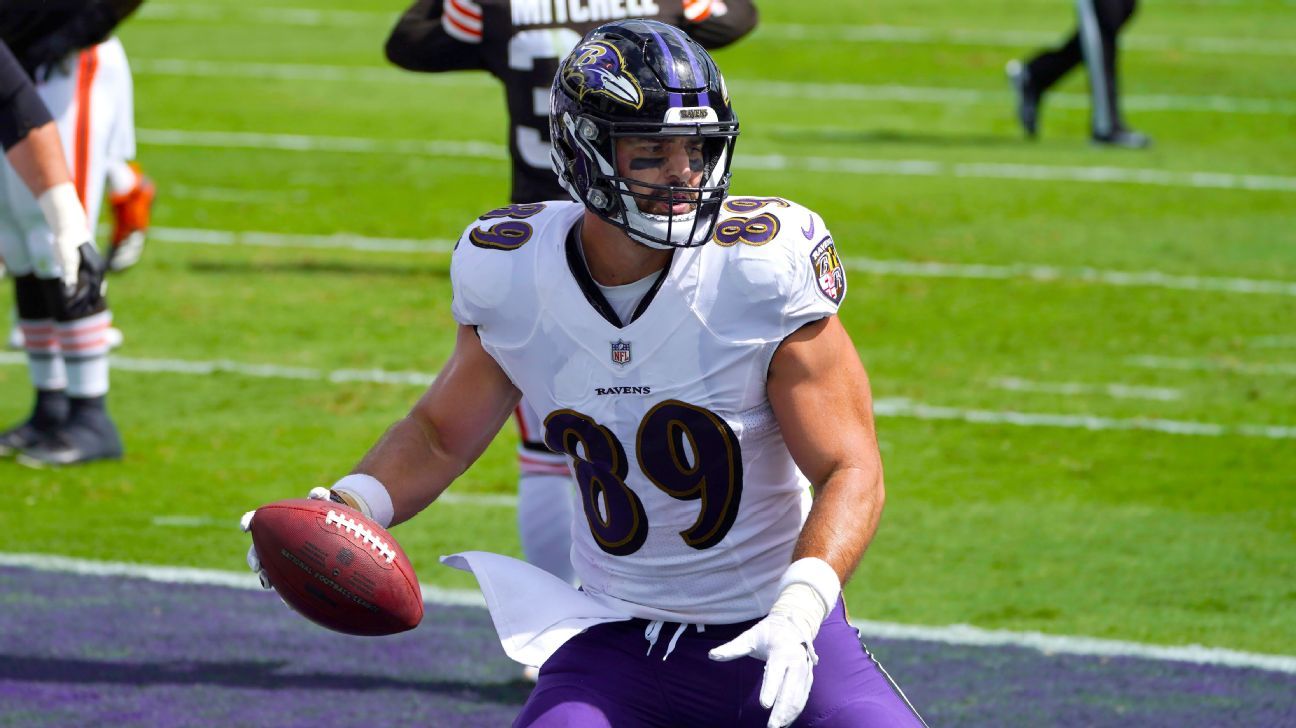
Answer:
[{"left": 766, "top": 316, "right": 880, "bottom": 488}]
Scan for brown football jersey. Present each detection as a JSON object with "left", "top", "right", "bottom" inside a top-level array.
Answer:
[{"left": 386, "top": 0, "right": 757, "bottom": 203}]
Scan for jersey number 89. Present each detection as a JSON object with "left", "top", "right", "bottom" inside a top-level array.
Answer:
[{"left": 544, "top": 401, "right": 744, "bottom": 556}]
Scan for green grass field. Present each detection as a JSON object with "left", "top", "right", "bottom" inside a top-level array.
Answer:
[{"left": 2, "top": 0, "right": 1293, "bottom": 659}]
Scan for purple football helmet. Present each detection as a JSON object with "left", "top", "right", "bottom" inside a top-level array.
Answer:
[{"left": 549, "top": 19, "right": 739, "bottom": 249}]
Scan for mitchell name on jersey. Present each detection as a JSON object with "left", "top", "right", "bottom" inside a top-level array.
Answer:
[
  {"left": 450, "top": 196, "right": 847, "bottom": 623},
  {"left": 511, "top": 0, "right": 664, "bottom": 26}
]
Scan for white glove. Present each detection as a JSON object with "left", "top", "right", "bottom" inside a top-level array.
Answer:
[
  {"left": 709, "top": 558, "right": 841, "bottom": 728},
  {"left": 239, "top": 486, "right": 334, "bottom": 590},
  {"left": 35, "top": 183, "right": 90, "bottom": 288},
  {"left": 709, "top": 587, "right": 822, "bottom": 728}
]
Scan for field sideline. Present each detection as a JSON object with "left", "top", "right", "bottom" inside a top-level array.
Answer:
[{"left": 1, "top": 0, "right": 1294, "bottom": 723}]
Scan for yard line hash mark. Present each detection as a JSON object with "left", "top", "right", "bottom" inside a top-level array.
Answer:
[
  {"left": 2, "top": 353, "right": 1291, "bottom": 439},
  {"left": 138, "top": 128, "right": 1296, "bottom": 193},
  {"left": 990, "top": 377, "right": 1182, "bottom": 401},
  {"left": 147, "top": 225, "right": 1296, "bottom": 298},
  {"left": 136, "top": 6, "right": 1296, "bottom": 57},
  {"left": 128, "top": 58, "right": 1296, "bottom": 117}
]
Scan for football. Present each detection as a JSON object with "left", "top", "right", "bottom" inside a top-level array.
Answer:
[{"left": 249, "top": 498, "right": 423, "bottom": 636}]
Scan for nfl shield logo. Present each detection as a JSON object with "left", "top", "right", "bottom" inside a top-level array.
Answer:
[{"left": 610, "top": 339, "right": 632, "bottom": 366}]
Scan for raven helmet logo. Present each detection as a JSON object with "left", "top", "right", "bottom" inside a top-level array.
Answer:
[
  {"left": 611, "top": 339, "right": 632, "bottom": 366},
  {"left": 566, "top": 41, "right": 644, "bottom": 109}
]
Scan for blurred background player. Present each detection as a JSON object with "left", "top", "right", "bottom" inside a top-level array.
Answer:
[
  {"left": 1005, "top": 0, "right": 1150, "bottom": 148},
  {"left": 384, "top": 0, "right": 759, "bottom": 586},
  {"left": 0, "top": 35, "right": 113, "bottom": 465},
  {"left": 0, "top": 0, "right": 147, "bottom": 465},
  {"left": 3, "top": 0, "right": 155, "bottom": 351}
]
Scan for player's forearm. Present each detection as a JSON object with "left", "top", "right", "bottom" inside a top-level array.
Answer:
[
  {"left": 792, "top": 464, "right": 885, "bottom": 585},
  {"left": 346, "top": 415, "right": 468, "bottom": 527},
  {"left": 4, "top": 121, "right": 69, "bottom": 190}
]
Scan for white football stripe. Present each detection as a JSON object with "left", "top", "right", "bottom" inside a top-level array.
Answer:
[
  {"left": 871, "top": 397, "right": 1296, "bottom": 439},
  {"left": 1, "top": 551, "right": 1293, "bottom": 674},
  {"left": 1127, "top": 355, "right": 1296, "bottom": 377},
  {"left": 990, "top": 377, "right": 1183, "bottom": 401},
  {"left": 145, "top": 225, "right": 1296, "bottom": 298},
  {"left": 1, "top": 352, "right": 1291, "bottom": 439},
  {"left": 137, "top": 128, "right": 1296, "bottom": 193},
  {"left": 128, "top": 58, "right": 1296, "bottom": 117},
  {"left": 134, "top": 5, "right": 1296, "bottom": 57}
]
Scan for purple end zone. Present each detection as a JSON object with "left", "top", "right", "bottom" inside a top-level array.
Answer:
[
  {"left": 1, "top": 565, "right": 1293, "bottom": 727},
  {"left": 0, "top": 566, "right": 527, "bottom": 727}
]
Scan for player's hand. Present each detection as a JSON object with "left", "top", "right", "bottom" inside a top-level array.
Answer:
[
  {"left": 240, "top": 486, "right": 336, "bottom": 590},
  {"left": 709, "top": 609, "right": 819, "bottom": 728},
  {"left": 61, "top": 243, "right": 106, "bottom": 314}
]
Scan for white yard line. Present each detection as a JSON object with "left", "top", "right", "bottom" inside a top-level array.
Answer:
[
  {"left": 759, "top": 23, "right": 1296, "bottom": 57},
  {"left": 130, "top": 58, "right": 1296, "bottom": 117},
  {"left": 1250, "top": 334, "right": 1296, "bottom": 349},
  {"left": 1127, "top": 355, "right": 1296, "bottom": 377},
  {"left": 137, "top": 128, "right": 1296, "bottom": 193},
  {"left": 1, "top": 353, "right": 1291, "bottom": 439},
  {"left": 2, "top": 551, "right": 1294, "bottom": 674},
  {"left": 149, "top": 225, "right": 455, "bottom": 254},
  {"left": 871, "top": 397, "right": 1296, "bottom": 439},
  {"left": 147, "top": 225, "right": 1296, "bottom": 298},
  {"left": 148, "top": 493, "right": 517, "bottom": 527},
  {"left": 135, "top": 5, "right": 1296, "bottom": 57},
  {"left": 990, "top": 377, "right": 1183, "bottom": 401},
  {"left": 843, "top": 258, "right": 1296, "bottom": 297}
]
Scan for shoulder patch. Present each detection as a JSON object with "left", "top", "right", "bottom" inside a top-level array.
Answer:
[{"left": 810, "top": 237, "right": 846, "bottom": 304}]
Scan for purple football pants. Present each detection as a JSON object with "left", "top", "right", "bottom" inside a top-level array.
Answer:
[{"left": 514, "top": 600, "right": 927, "bottom": 727}]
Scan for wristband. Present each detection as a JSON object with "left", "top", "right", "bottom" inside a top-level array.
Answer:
[
  {"left": 330, "top": 473, "right": 395, "bottom": 528},
  {"left": 777, "top": 557, "right": 842, "bottom": 616}
]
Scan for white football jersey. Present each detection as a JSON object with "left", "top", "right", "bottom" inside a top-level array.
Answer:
[{"left": 450, "top": 196, "right": 847, "bottom": 623}]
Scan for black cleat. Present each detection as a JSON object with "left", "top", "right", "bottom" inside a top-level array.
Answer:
[
  {"left": 1005, "top": 60, "right": 1040, "bottom": 138},
  {"left": 16, "top": 397, "right": 122, "bottom": 468},
  {"left": 17, "top": 421, "right": 123, "bottom": 467},
  {"left": 1, "top": 390, "right": 69, "bottom": 457},
  {"left": 0, "top": 420, "right": 57, "bottom": 457},
  {"left": 1092, "top": 127, "right": 1153, "bottom": 149}
]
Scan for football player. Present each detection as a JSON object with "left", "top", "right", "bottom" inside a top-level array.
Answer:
[
  {"left": 385, "top": 0, "right": 759, "bottom": 587},
  {"left": 245, "top": 20, "right": 926, "bottom": 727},
  {"left": 0, "top": 0, "right": 147, "bottom": 465},
  {"left": 1006, "top": 0, "right": 1150, "bottom": 148}
]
